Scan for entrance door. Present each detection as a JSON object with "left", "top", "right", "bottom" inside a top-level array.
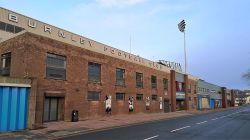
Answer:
[
  {"left": 43, "top": 97, "right": 59, "bottom": 122},
  {"left": 164, "top": 99, "right": 170, "bottom": 113}
]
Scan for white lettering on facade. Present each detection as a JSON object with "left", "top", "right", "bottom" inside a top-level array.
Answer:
[
  {"left": 104, "top": 46, "right": 108, "bottom": 51},
  {"left": 158, "top": 60, "right": 182, "bottom": 72},
  {"left": 5, "top": 12, "right": 165, "bottom": 72},
  {"left": 28, "top": 19, "right": 36, "bottom": 28},
  {"left": 88, "top": 41, "right": 93, "bottom": 47},
  {"left": 8, "top": 13, "right": 18, "bottom": 23},
  {"left": 44, "top": 26, "right": 52, "bottom": 34},
  {"left": 80, "top": 38, "right": 85, "bottom": 44},
  {"left": 58, "top": 30, "right": 66, "bottom": 38}
]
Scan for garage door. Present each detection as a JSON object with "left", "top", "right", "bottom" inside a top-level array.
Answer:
[{"left": 0, "top": 86, "right": 29, "bottom": 132}]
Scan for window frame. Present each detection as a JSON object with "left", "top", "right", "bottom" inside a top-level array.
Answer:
[
  {"left": 151, "top": 75, "right": 157, "bottom": 89},
  {"left": 116, "top": 92, "right": 125, "bottom": 101},
  {"left": 116, "top": 68, "right": 125, "bottom": 86},
  {"left": 46, "top": 53, "right": 66, "bottom": 80},
  {"left": 1, "top": 52, "right": 11, "bottom": 76},
  {"left": 152, "top": 95, "right": 157, "bottom": 101},
  {"left": 87, "top": 91, "right": 100, "bottom": 101},
  {"left": 163, "top": 78, "right": 168, "bottom": 90},
  {"left": 136, "top": 72, "right": 143, "bottom": 88},
  {"left": 136, "top": 94, "right": 143, "bottom": 101},
  {"left": 88, "top": 62, "right": 101, "bottom": 83}
]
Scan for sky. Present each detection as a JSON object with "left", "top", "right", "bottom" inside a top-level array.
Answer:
[{"left": 1, "top": 0, "right": 249, "bottom": 89}]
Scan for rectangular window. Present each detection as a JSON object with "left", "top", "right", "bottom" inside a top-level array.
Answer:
[
  {"left": 194, "top": 85, "right": 197, "bottom": 94},
  {"left": 116, "top": 93, "right": 125, "bottom": 100},
  {"left": 163, "top": 78, "right": 168, "bottom": 90},
  {"left": 136, "top": 72, "right": 143, "bottom": 88},
  {"left": 87, "top": 91, "right": 100, "bottom": 101},
  {"left": 1, "top": 52, "right": 11, "bottom": 76},
  {"left": 151, "top": 75, "right": 157, "bottom": 89},
  {"left": 6, "top": 23, "right": 14, "bottom": 33},
  {"left": 152, "top": 95, "right": 157, "bottom": 101},
  {"left": 188, "top": 84, "right": 191, "bottom": 93},
  {"left": 0, "top": 21, "right": 6, "bottom": 31},
  {"left": 46, "top": 53, "right": 66, "bottom": 80},
  {"left": 88, "top": 62, "right": 101, "bottom": 83},
  {"left": 136, "top": 94, "right": 143, "bottom": 101},
  {"left": 116, "top": 68, "right": 125, "bottom": 86},
  {"left": 14, "top": 26, "right": 24, "bottom": 33}
]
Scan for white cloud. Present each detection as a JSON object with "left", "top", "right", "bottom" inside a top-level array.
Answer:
[{"left": 96, "top": 0, "right": 146, "bottom": 7}]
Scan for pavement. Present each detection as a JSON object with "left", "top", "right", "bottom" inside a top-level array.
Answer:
[
  {"left": 0, "top": 108, "right": 236, "bottom": 140},
  {"left": 60, "top": 106, "right": 248, "bottom": 140}
]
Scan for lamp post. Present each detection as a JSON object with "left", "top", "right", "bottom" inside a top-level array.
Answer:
[{"left": 178, "top": 20, "right": 187, "bottom": 73}]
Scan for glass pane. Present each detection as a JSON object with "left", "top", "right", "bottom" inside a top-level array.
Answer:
[
  {"left": 0, "top": 21, "right": 6, "bottom": 31},
  {"left": 14, "top": 26, "right": 24, "bottom": 33},
  {"left": 46, "top": 67, "right": 66, "bottom": 80},
  {"left": 6, "top": 24, "right": 14, "bottom": 33},
  {"left": 49, "top": 98, "right": 58, "bottom": 121},
  {"left": 43, "top": 98, "right": 50, "bottom": 122},
  {"left": 88, "top": 63, "right": 101, "bottom": 82}
]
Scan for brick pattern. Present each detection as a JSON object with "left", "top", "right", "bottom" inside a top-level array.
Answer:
[{"left": 0, "top": 33, "right": 177, "bottom": 126}]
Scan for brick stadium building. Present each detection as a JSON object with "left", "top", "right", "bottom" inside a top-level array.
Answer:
[{"left": 0, "top": 7, "right": 199, "bottom": 130}]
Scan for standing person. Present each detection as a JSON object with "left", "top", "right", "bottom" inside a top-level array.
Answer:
[
  {"left": 105, "top": 95, "right": 112, "bottom": 114},
  {"left": 146, "top": 97, "right": 150, "bottom": 110},
  {"left": 128, "top": 96, "right": 134, "bottom": 112}
]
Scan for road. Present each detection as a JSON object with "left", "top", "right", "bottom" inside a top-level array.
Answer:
[{"left": 60, "top": 105, "right": 250, "bottom": 140}]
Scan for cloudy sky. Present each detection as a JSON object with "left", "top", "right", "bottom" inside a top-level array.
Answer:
[{"left": 1, "top": 0, "right": 249, "bottom": 89}]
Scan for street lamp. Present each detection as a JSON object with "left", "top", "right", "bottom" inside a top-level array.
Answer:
[{"left": 178, "top": 20, "right": 187, "bottom": 73}]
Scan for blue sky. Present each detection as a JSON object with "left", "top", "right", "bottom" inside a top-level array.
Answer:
[{"left": 1, "top": 0, "right": 249, "bottom": 89}]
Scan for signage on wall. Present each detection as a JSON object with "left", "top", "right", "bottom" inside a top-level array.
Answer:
[
  {"left": 176, "top": 92, "right": 185, "bottom": 99},
  {"left": 8, "top": 13, "right": 94, "bottom": 47},
  {"left": 176, "top": 81, "right": 184, "bottom": 92},
  {"left": 4, "top": 10, "right": 174, "bottom": 72},
  {"left": 158, "top": 60, "right": 182, "bottom": 72}
]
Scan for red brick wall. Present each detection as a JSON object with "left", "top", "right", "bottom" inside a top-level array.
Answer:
[{"left": 0, "top": 33, "right": 172, "bottom": 125}]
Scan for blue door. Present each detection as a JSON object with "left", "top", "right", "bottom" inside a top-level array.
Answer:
[
  {"left": 210, "top": 99, "right": 215, "bottom": 109},
  {"left": 0, "top": 86, "right": 29, "bottom": 132}
]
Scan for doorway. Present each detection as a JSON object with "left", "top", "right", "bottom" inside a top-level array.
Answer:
[
  {"left": 164, "top": 99, "right": 170, "bottom": 113},
  {"left": 43, "top": 97, "right": 59, "bottom": 122}
]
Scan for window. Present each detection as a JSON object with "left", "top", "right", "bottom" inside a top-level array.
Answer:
[
  {"left": 163, "top": 78, "right": 168, "bottom": 90},
  {"left": 1, "top": 52, "right": 11, "bottom": 76},
  {"left": 194, "top": 85, "right": 197, "bottom": 94},
  {"left": 87, "top": 91, "right": 100, "bottom": 101},
  {"left": 0, "top": 21, "right": 24, "bottom": 33},
  {"left": 6, "top": 24, "right": 14, "bottom": 33},
  {"left": 88, "top": 62, "right": 101, "bottom": 83},
  {"left": 0, "top": 21, "right": 5, "bottom": 31},
  {"left": 152, "top": 95, "right": 157, "bottom": 101},
  {"left": 15, "top": 26, "right": 23, "bottom": 33},
  {"left": 136, "top": 94, "right": 143, "bottom": 101},
  {"left": 116, "top": 68, "right": 125, "bottom": 86},
  {"left": 151, "top": 75, "right": 157, "bottom": 89},
  {"left": 46, "top": 53, "right": 66, "bottom": 80},
  {"left": 189, "top": 97, "right": 192, "bottom": 101},
  {"left": 136, "top": 72, "right": 143, "bottom": 88},
  {"left": 116, "top": 93, "right": 125, "bottom": 100},
  {"left": 188, "top": 84, "right": 191, "bottom": 93}
]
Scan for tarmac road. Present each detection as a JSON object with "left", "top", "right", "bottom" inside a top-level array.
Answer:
[{"left": 60, "top": 105, "right": 250, "bottom": 140}]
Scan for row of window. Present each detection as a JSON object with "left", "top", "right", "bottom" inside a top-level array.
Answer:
[
  {"left": 0, "top": 52, "right": 169, "bottom": 89},
  {"left": 0, "top": 21, "right": 24, "bottom": 34},
  {"left": 88, "top": 91, "right": 158, "bottom": 101},
  {"left": 46, "top": 53, "right": 169, "bottom": 89}
]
